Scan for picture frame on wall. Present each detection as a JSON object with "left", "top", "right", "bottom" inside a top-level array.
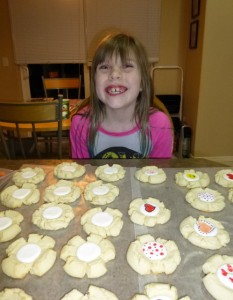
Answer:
[
  {"left": 189, "top": 20, "right": 199, "bottom": 49},
  {"left": 191, "top": 0, "right": 200, "bottom": 18}
]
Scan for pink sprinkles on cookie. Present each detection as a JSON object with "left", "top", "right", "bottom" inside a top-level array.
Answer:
[
  {"left": 142, "top": 242, "right": 167, "bottom": 260},
  {"left": 217, "top": 263, "right": 233, "bottom": 290}
]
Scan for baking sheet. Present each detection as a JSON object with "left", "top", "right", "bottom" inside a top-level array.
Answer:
[{"left": 0, "top": 165, "right": 233, "bottom": 300}]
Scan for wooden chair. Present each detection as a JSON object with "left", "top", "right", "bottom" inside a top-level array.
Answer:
[
  {"left": 0, "top": 98, "right": 63, "bottom": 159},
  {"left": 42, "top": 76, "right": 82, "bottom": 99}
]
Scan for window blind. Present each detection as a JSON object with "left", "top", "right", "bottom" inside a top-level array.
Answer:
[
  {"left": 85, "top": 0, "right": 161, "bottom": 63},
  {"left": 8, "top": 0, "right": 161, "bottom": 64},
  {"left": 8, "top": 0, "right": 86, "bottom": 64}
]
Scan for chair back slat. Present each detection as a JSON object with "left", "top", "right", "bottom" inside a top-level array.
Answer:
[
  {"left": 42, "top": 76, "right": 81, "bottom": 99},
  {"left": 0, "top": 101, "right": 59, "bottom": 123}
]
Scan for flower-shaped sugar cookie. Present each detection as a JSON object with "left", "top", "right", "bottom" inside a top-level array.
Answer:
[
  {"left": 229, "top": 188, "right": 233, "bottom": 202},
  {"left": 202, "top": 254, "right": 233, "bottom": 300},
  {"left": 81, "top": 207, "right": 123, "bottom": 237},
  {"left": 61, "top": 285, "right": 118, "bottom": 300},
  {"left": 0, "top": 288, "right": 32, "bottom": 300},
  {"left": 2, "top": 233, "right": 56, "bottom": 278},
  {"left": 131, "top": 283, "right": 190, "bottom": 300},
  {"left": 95, "top": 164, "right": 125, "bottom": 182},
  {"left": 127, "top": 234, "right": 181, "bottom": 275},
  {"left": 128, "top": 197, "right": 171, "bottom": 227},
  {"left": 60, "top": 234, "right": 115, "bottom": 278},
  {"left": 54, "top": 162, "right": 86, "bottom": 179},
  {"left": 43, "top": 180, "right": 81, "bottom": 204},
  {"left": 180, "top": 215, "right": 230, "bottom": 250},
  {"left": 0, "top": 210, "right": 24, "bottom": 243},
  {"left": 84, "top": 180, "right": 119, "bottom": 205},
  {"left": 215, "top": 169, "right": 233, "bottom": 188},
  {"left": 135, "top": 166, "right": 166, "bottom": 184},
  {"left": 0, "top": 183, "right": 40, "bottom": 208},
  {"left": 175, "top": 169, "right": 210, "bottom": 188},
  {"left": 12, "top": 167, "right": 45, "bottom": 187},
  {"left": 185, "top": 187, "right": 225, "bottom": 212},
  {"left": 32, "top": 203, "right": 74, "bottom": 230}
]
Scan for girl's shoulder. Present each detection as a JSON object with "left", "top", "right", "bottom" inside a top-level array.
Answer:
[{"left": 149, "top": 109, "right": 171, "bottom": 127}]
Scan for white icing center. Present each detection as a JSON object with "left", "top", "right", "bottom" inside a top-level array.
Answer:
[
  {"left": 16, "top": 243, "right": 42, "bottom": 263},
  {"left": 194, "top": 220, "right": 218, "bottom": 237},
  {"left": 140, "top": 202, "right": 160, "bottom": 217},
  {"left": 142, "top": 241, "right": 167, "bottom": 260},
  {"left": 104, "top": 166, "right": 118, "bottom": 174},
  {"left": 12, "top": 188, "right": 31, "bottom": 200},
  {"left": 61, "top": 165, "right": 76, "bottom": 172},
  {"left": 217, "top": 263, "right": 233, "bottom": 290},
  {"left": 76, "top": 242, "right": 101, "bottom": 262},
  {"left": 92, "top": 185, "right": 110, "bottom": 195},
  {"left": 43, "top": 206, "right": 63, "bottom": 219},
  {"left": 198, "top": 192, "right": 215, "bottom": 202},
  {"left": 183, "top": 172, "right": 200, "bottom": 181},
  {"left": 223, "top": 173, "right": 233, "bottom": 181},
  {"left": 151, "top": 297, "right": 171, "bottom": 300},
  {"left": 22, "top": 170, "right": 36, "bottom": 179},
  {"left": 0, "top": 216, "right": 12, "bottom": 231},
  {"left": 91, "top": 212, "right": 113, "bottom": 227},
  {"left": 53, "top": 186, "right": 71, "bottom": 196},
  {"left": 144, "top": 169, "right": 158, "bottom": 176}
]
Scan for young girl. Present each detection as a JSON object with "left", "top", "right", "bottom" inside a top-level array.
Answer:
[{"left": 70, "top": 33, "right": 173, "bottom": 159}]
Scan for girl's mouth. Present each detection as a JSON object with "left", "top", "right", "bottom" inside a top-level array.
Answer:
[{"left": 105, "top": 86, "right": 127, "bottom": 95}]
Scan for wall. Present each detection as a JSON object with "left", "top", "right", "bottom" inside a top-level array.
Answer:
[
  {"left": 183, "top": 0, "right": 233, "bottom": 157},
  {"left": 0, "top": 0, "right": 23, "bottom": 100},
  {"left": 154, "top": 0, "right": 188, "bottom": 94}
]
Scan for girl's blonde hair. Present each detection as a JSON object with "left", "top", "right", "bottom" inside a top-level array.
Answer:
[{"left": 88, "top": 33, "right": 154, "bottom": 157}]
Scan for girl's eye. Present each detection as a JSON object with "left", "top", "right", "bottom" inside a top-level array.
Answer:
[
  {"left": 122, "top": 62, "right": 135, "bottom": 70},
  {"left": 98, "top": 64, "right": 109, "bottom": 70}
]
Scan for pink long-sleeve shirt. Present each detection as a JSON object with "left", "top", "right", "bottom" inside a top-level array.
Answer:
[{"left": 70, "top": 110, "right": 173, "bottom": 159}]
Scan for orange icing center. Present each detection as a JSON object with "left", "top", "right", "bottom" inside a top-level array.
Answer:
[{"left": 198, "top": 221, "right": 212, "bottom": 233}]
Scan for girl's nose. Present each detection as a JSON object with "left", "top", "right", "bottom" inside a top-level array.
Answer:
[{"left": 109, "top": 66, "right": 121, "bottom": 80}]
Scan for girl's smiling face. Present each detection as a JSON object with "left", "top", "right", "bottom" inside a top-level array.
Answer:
[{"left": 95, "top": 54, "right": 141, "bottom": 111}]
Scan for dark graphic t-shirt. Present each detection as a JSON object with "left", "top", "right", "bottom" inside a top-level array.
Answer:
[{"left": 94, "top": 147, "right": 143, "bottom": 159}]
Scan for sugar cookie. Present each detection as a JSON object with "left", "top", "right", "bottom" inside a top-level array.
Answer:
[
  {"left": 127, "top": 234, "right": 181, "bottom": 275},
  {"left": 54, "top": 162, "right": 86, "bottom": 179},
  {"left": 0, "top": 288, "right": 32, "bottom": 300},
  {"left": 44, "top": 180, "right": 81, "bottom": 204},
  {"left": 95, "top": 164, "right": 125, "bottom": 182},
  {"left": 12, "top": 167, "right": 45, "bottom": 187},
  {"left": 131, "top": 283, "right": 190, "bottom": 300},
  {"left": 32, "top": 203, "right": 74, "bottom": 230},
  {"left": 202, "top": 254, "right": 233, "bottom": 300},
  {"left": 128, "top": 197, "right": 171, "bottom": 227},
  {"left": 0, "top": 183, "right": 40, "bottom": 208},
  {"left": 61, "top": 285, "right": 118, "bottom": 300},
  {"left": 84, "top": 180, "right": 119, "bottom": 205},
  {"left": 180, "top": 215, "right": 230, "bottom": 250},
  {"left": 0, "top": 210, "right": 24, "bottom": 243},
  {"left": 185, "top": 187, "right": 225, "bottom": 212},
  {"left": 229, "top": 188, "right": 233, "bottom": 202},
  {"left": 175, "top": 169, "right": 210, "bottom": 188},
  {"left": 60, "top": 234, "right": 115, "bottom": 278},
  {"left": 135, "top": 166, "right": 166, "bottom": 184},
  {"left": 215, "top": 169, "right": 233, "bottom": 188},
  {"left": 81, "top": 207, "right": 123, "bottom": 237},
  {"left": 2, "top": 233, "right": 56, "bottom": 278}
]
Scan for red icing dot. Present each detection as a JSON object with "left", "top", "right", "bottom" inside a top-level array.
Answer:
[
  {"left": 144, "top": 203, "right": 156, "bottom": 212},
  {"left": 226, "top": 173, "right": 233, "bottom": 180}
]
